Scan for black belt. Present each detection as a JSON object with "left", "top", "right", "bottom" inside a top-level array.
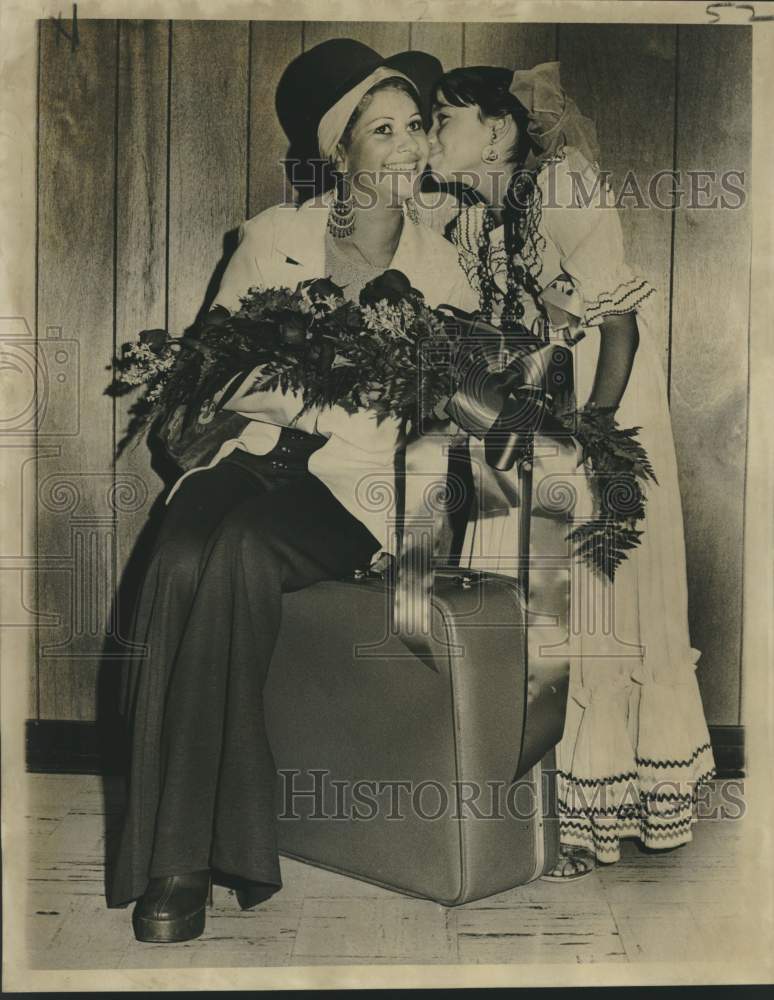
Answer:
[{"left": 223, "top": 425, "right": 328, "bottom": 474}]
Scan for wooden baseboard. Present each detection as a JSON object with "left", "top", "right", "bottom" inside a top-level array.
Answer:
[
  {"left": 706, "top": 725, "right": 745, "bottom": 778},
  {"left": 26, "top": 718, "right": 127, "bottom": 775},
  {"left": 25, "top": 720, "right": 746, "bottom": 778}
]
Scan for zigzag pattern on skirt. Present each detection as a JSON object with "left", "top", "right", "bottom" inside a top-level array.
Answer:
[
  {"left": 559, "top": 809, "right": 698, "bottom": 859},
  {"left": 560, "top": 819, "right": 639, "bottom": 846},
  {"left": 642, "top": 825, "right": 695, "bottom": 842},
  {"left": 558, "top": 801, "right": 700, "bottom": 821},
  {"left": 558, "top": 799, "right": 642, "bottom": 819},
  {"left": 645, "top": 788, "right": 705, "bottom": 804},
  {"left": 556, "top": 769, "right": 638, "bottom": 787},
  {"left": 635, "top": 742, "right": 713, "bottom": 769},
  {"left": 557, "top": 768, "right": 717, "bottom": 817},
  {"left": 556, "top": 745, "right": 715, "bottom": 860},
  {"left": 640, "top": 765, "right": 717, "bottom": 792},
  {"left": 557, "top": 748, "right": 715, "bottom": 791}
]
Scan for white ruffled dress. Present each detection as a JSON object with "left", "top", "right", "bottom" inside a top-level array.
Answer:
[{"left": 440, "top": 152, "right": 716, "bottom": 863}]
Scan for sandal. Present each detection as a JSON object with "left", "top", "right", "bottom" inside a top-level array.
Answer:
[{"left": 540, "top": 845, "right": 595, "bottom": 882}]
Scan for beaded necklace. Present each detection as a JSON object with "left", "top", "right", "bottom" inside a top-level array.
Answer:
[
  {"left": 453, "top": 171, "right": 550, "bottom": 336},
  {"left": 475, "top": 207, "right": 499, "bottom": 324}
]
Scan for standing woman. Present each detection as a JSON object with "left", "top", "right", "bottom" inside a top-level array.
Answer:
[
  {"left": 424, "top": 62, "right": 715, "bottom": 878},
  {"left": 107, "top": 39, "right": 476, "bottom": 942}
]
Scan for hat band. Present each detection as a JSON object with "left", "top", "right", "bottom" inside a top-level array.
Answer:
[{"left": 317, "top": 65, "right": 416, "bottom": 162}]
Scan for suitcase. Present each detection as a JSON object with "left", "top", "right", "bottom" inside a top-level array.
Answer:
[
  {"left": 261, "top": 328, "right": 578, "bottom": 904},
  {"left": 264, "top": 566, "right": 561, "bottom": 906}
]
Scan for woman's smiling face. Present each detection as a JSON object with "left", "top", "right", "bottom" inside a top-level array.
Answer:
[
  {"left": 337, "top": 85, "right": 429, "bottom": 205},
  {"left": 426, "top": 92, "right": 492, "bottom": 181}
]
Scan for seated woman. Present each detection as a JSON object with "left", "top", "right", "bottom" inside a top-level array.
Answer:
[{"left": 106, "top": 38, "right": 477, "bottom": 944}]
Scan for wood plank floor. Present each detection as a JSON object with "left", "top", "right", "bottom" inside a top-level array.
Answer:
[{"left": 23, "top": 774, "right": 755, "bottom": 970}]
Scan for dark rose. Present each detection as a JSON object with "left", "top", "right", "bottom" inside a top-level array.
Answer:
[
  {"left": 275, "top": 310, "right": 310, "bottom": 347},
  {"left": 138, "top": 328, "right": 169, "bottom": 354},
  {"left": 195, "top": 306, "right": 232, "bottom": 339},
  {"left": 299, "top": 277, "right": 345, "bottom": 302},
  {"left": 197, "top": 306, "right": 234, "bottom": 341},
  {"left": 359, "top": 269, "right": 416, "bottom": 307},
  {"left": 204, "top": 305, "right": 231, "bottom": 326}
]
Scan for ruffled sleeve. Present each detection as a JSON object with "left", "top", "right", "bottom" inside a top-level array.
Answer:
[{"left": 540, "top": 152, "right": 656, "bottom": 326}]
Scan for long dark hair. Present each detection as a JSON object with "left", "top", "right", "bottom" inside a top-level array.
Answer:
[{"left": 435, "top": 66, "right": 546, "bottom": 331}]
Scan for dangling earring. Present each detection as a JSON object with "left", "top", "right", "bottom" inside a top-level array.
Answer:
[
  {"left": 403, "top": 196, "right": 419, "bottom": 225},
  {"left": 482, "top": 126, "right": 500, "bottom": 164},
  {"left": 328, "top": 171, "right": 355, "bottom": 238}
]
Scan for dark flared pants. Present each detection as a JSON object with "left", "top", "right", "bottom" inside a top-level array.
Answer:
[{"left": 106, "top": 431, "right": 380, "bottom": 907}]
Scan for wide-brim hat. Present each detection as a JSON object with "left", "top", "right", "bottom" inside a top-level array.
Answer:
[{"left": 276, "top": 39, "right": 443, "bottom": 159}]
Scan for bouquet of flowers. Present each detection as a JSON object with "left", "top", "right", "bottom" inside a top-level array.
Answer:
[
  {"left": 109, "top": 268, "right": 656, "bottom": 580},
  {"left": 110, "top": 271, "right": 454, "bottom": 451}
]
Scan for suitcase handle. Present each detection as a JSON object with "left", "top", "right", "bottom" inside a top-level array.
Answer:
[{"left": 354, "top": 564, "right": 480, "bottom": 592}]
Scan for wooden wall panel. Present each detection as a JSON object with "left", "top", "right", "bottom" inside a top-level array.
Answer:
[
  {"left": 36, "top": 20, "right": 118, "bottom": 719},
  {"left": 463, "top": 22, "right": 556, "bottom": 69},
  {"left": 34, "top": 21, "right": 752, "bottom": 728},
  {"left": 167, "top": 21, "right": 249, "bottom": 335},
  {"left": 410, "top": 22, "right": 463, "bottom": 73},
  {"left": 248, "top": 21, "right": 303, "bottom": 218},
  {"left": 303, "top": 21, "right": 410, "bottom": 56},
  {"left": 559, "top": 24, "right": 677, "bottom": 365},
  {"left": 112, "top": 21, "right": 169, "bottom": 684},
  {"left": 670, "top": 26, "right": 751, "bottom": 725}
]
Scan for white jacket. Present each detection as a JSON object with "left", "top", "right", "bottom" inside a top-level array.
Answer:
[{"left": 168, "top": 193, "right": 478, "bottom": 551}]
